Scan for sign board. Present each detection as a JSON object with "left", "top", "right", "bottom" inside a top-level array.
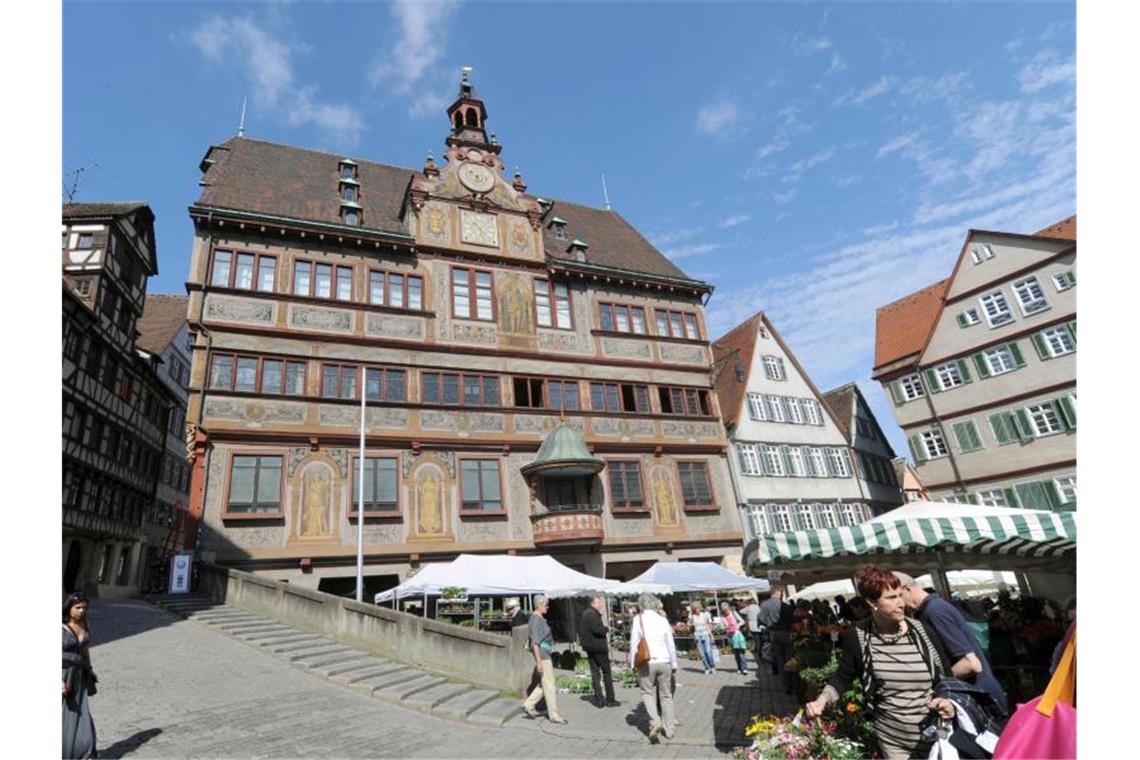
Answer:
[{"left": 169, "top": 553, "right": 192, "bottom": 594}]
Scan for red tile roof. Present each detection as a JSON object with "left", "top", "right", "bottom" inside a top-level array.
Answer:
[
  {"left": 136, "top": 294, "right": 188, "bottom": 356},
  {"left": 872, "top": 279, "right": 950, "bottom": 373},
  {"left": 1034, "top": 215, "right": 1076, "bottom": 241},
  {"left": 711, "top": 313, "right": 762, "bottom": 429}
]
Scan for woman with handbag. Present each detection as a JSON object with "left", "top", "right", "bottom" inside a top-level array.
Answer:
[
  {"left": 804, "top": 564, "right": 957, "bottom": 760},
  {"left": 629, "top": 594, "right": 678, "bottom": 742},
  {"left": 720, "top": 601, "right": 749, "bottom": 675},
  {"left": 63, "top": 591, "right": 97, "bottom": 759}
]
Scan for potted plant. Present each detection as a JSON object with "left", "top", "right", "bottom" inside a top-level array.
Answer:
[{"left": 440, "top": 585, "right": 468, "bottom": 602}]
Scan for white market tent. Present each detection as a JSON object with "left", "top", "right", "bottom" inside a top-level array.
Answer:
[
  {"left": 792, "top": 571, "right": 1017, "bottom": 602},
  {"left": 374, "top": 553, "right": 667, "bottom": 604},
  {"left": 791, "top": 578, "right": 856, "bottom": 601},
  {"left": 629, "top": 561, "right": 771, "bottom": 593}
]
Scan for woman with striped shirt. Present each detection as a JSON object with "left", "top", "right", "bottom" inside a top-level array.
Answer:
[{"left": 805, "top": 564, "right": 956, "bottom": 759}]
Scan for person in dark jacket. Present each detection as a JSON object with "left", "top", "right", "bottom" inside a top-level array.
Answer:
[
  {"left": 579, "top": 595, "right": 619, "bottom": 707},
  {"left": 506, "top": 597, "right": 529, "bottom": 628}
]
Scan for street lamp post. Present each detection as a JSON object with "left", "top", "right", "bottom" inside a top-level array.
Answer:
[{"left": 356, "top": 373, "right": 366, "bottom": 602}]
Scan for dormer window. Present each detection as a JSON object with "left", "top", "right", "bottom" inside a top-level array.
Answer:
[
  {"left": 340, "top": 184, "right": 358, "bottom": 203},
  {"left": 341, "top": 205, "right": 361, "bottom": 227},
  {"left": 568, "top": 238, "right": 589, "bottom": 263},
  {"left": 76, "top": 233, "right": 93, "bottom": 249},
  {"left": 338, "top": 160, "right": 357, "bottom": 180},
  {"left": 551, "top": 217, "right": 567, "bottom": 240}
]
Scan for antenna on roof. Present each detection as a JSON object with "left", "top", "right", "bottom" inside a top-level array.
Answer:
[
  {"left": 601, "top": 174, "right": 611, "bottom": 210},
  {"left": 238, "top": 97, "right": 247, "bottom": 137},
  {"left": 63, "top": 166, "right": 86, "bottom": 204}
]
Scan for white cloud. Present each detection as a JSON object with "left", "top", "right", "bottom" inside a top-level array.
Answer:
[
  {"left": 190, "top": 16, "right": 363, "bottom": 144},
  {"left": 832, "top": 174, "right": 863, "bottom": 188},
  {"left": 696, "top": 99, "right": 743, "bottom": 138},
  {"left": 900, "top": 71, "right": 972, "bottom": 106},
  {"left": 755, "top": 137, "right": 790, "bottom": 160},
  {"left": 782, "top": 147, "right": 835, "bottom": 184},
  {"left": 408, "top": 90, "right": 451, "bottom": 119},
  {"left": 664, "top": 242, "right": 721, "bottom": 260},
  {"left": 651, "top": 226, "right": 703, "bottom": 247},
  {"left": 772, "top": 188, "right": 798, "bottom": 205},
  {"left": 718, "top": 214, "right": 752, "bottom": 229},
  {"left": 835, "top": 76, "right": 893, "bottom": 107},
  {"left": 1018, "top": 52, "right": 1075, "bottom": 93},
  {"left": 370, "top": 1, "right": 459, "bottom": 94}
]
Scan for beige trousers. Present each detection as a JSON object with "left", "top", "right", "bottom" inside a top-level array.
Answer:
[
  {"left": 522, "top": 656, "right": 559, "bottom": 717},
  {"left": 639, "top": 661, "right": 675, "bottom": 737}
]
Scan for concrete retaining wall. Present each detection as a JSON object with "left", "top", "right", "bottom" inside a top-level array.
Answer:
[{"left": 198, "top": 563, "right": 533, "bottom": 693}]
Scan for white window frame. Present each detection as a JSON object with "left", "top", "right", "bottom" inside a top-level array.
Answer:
[
  {"left": 795, "top": 504, "right": 816, "bottom": 530},
  {"left": 746, "top": 505, "right": 771, "bottom": 537},
  {"left": 983, "top": 345, "right": 1017, "bottom": 375},
  {"left": 803, "top": 399, "right": 821, "bottom": 425},
  {"left": 746, "top": 392, "right": 767, "bottom": 421},
  {"left": 828, "top": 448, "right": 851, "bottom": 477},
  {"left": 839, "top": 503, "right": 861, "bottom": 527},
  {"left": 976, "top": 489, "right": 1008, "bottom": 507},
  {"left": 1041, "top": 326, "right": 1075, "bottom": 357},
  {"left": 1054, "top": 476, "right": 1076, "bottom": 504},
  {"left": 787, "top": 397, "right": 804, "bottom": 424},
  {"left": 766, "top": 395, "right": 786, "bottom": 423},
  {"left": 737, "top": 443, "right": 763, "bottom": 476},
  {"left": 786, "top": 447, "right": 806, "bottom": 477},
  {"left": 1052, "top": 272, "right": 1075, "bottom": 291},
  {"left": 763, "top": 355, "right": 786, "bottom": 381},
  {"left": 961, "top": 308, "right": 981, "bottom": 326},
  {"left": 1012, "top": 275, "right": 1049, "bottom": 316},
  {"left": 979, "top": 290, "right": 1015, "bottom": 328},
  {"left": 921, "top": 429, "right": 949, "bottom": 459},
  {"left": 769, "top": 504, "right": 793, "bottom": 532},
  {"left": 1027, "top": 403, "right": 1063, "bottom": 436},
  {"left": 943, "top": 493, "right": 975, "bottom": 505},
  {"left": 900, "top": 373, "right": 925, "bottom": 401},
  {"left": 934, "top": 362, "right": 964, "bottom": 390},
  {"left": 808, "top": 448, "right": 827, "bottom": 477},
  {"left": 763, "top": 445, "right": 786, "bottom": 476},
  {"left": 814, "top": 503, "right": 838, "bottom": 529}
]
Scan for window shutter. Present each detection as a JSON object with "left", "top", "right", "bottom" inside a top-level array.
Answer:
[
  {"left": 1002, "top": 487, "right": 1020, "bottom": 508},
  {"left": 968, "top": 421, "right": 983, "bottom": 451},
  {"left": 989, "top": 412, "right": 1014, "bottom": 445},
  {"left": 1067, "top": 320, "right": 1076, "bottom": 342},
  {"left": 760, "top": 445, "right": 775, "bottom": 476},
  {"left": 908, "top": 435, "right": 927, "bottom": 463},
  {"left": 780, "top": 446, "right": 794, "bottom": 477},
  {"left": 1066, "top": 270, "right": 1076, "bottom": 285},
  {"left": 781, "top": 397, "right": 794, "bottom": 421},
  {"left": 953, "top": 421, "right": 982, "bottom": 452},
  {"left": 924, "top": 368, "right": 942, "bottom": 393},
  {"left": 1043, "top": 480, "right": 1063, "bottom": 511},
  {"left": 1031, "top": 333, "right": 1050, "bottom": 360},
  {"left": 776, "top": 357, "right": 786, "bottom": 378},
  {"left": 1012, "top": 409, "right": 1035, "bottom": 441},
  {"left": 973, "top": 353, "right": 991, "bottom": 379},
  {"left": 956, "top": 313, "right": 969, "bottom": 328},
  {"left": 888, "top": 381, "right": 905, "bottom": 406},
  {"left": 1008, "top": 341, "right": 1026, "bottom": 368},
  {"left": 956, "top": 359, "right": 972, "bottom": 384},
  {"left": 1056, "top": 397, "right": 1077, "bottom": 429},
  {"left": 736, "top": 445, "right": 750, "bottom": 474}
]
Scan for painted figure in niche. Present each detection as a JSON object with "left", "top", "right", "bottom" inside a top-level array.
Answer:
[
  {"left": 301, "top": 466, "right": 330, "bottom": 536},
  {"left": 498, "top": 274, "right": 533, "bottom": 334},
  {"left": 653, "top": 471, "right": 678, "bottom": 526},
  {"left": 418, "top": 469, "right": 443, "bottom": 535}
]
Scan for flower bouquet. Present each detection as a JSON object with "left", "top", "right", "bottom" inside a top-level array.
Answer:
[
  {"left": 673, "top": 621, "right": 693, "bottom": 636},
  {"left": 734, "top": 713, "right": 864, "bottom": 760}
]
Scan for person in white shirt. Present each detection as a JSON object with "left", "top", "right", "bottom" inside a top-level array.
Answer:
[
  {"left": 690, "top": 602, "right": 717, "bottom": 674},
  {"left": 628, "top": 593, "right": 678, "bottom": 741}
]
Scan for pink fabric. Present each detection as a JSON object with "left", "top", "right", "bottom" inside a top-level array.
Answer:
[
  {"left": 722, "top": 611, "right": 739, "bottom": 633},
  {"left": 992, "top": 695, "right": 1076, "bottom": 759}
]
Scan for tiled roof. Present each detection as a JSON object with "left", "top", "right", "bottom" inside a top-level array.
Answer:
[
  {"left": 1034, "top": 215, "right": 1076, "bottom": 241},
  {"left": 63, "top": 202, "right": 151, "bottom": 220},
  {"left": 872, "top": 279, "right": 950, "bottom": 372},
  {"left": 195, "top": 137, "right": 698, "bottom": 284},
  {"left": 820, "top": 384, "right": 856, "bottom": 443},
  {"left": 136, "top": 294, "right": 188, "bottom": 355},
  {"left": 711, "top": 313, "right": 762, "bottom": 429}
]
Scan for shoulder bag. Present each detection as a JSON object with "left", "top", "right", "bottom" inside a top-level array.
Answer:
[{"left": 634, "top": 613, "right": 651, "bottom": 668}]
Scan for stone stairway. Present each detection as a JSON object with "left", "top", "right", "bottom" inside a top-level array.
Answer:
[{"left": 149, "top": 594, "right": 523, "bottom": 728}]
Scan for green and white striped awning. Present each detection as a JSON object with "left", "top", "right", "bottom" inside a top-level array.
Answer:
[{"left": 745, "top": 501, "right": 1076, "bottom": 576}]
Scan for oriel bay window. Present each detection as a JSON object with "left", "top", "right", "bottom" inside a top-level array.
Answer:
[
  {"left": 369, "top": 269, "right": 424, "bottom": 309},
  {"left": 535, "top": 278, "right": 572, "bottom": 329},
  {"left": 598, "top": 302, "right": 647, "bottom": 334},
  {"left": 460, "top": 459, "right": 503, "bottom": 513},
  {"left": 210, "top": 249, "right": 278, "bottom": 292},
  {"left": 225, "top": 455, "right": 283, "bottom": 515},
  {"left": 351, "top": 457, "right": 399, "bottom": 516},
  {"left": 608, "top": 461, "right": 645, "bottom": 510},
  {"left": 658, "top": 386, "right": 712, "bottom": 416},
  {"left": 422, "top": 372, "right": 500, "bottom": 406},
  {"left": 452, "top": 266, "right": 494, "bottom": 320},
  {"left": 677, "top": 461, "right": 715, "bottom": 509},
  {"left": 590, "top": 381, "right": 650, "bottom": 413}
]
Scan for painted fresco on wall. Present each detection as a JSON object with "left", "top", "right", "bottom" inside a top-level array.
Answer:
[
  {"left": 651, "top": 467, "right": 679, "bottom": 527},
  {"left": 496, "top": 272, "right": 535, "bottom": 335}
]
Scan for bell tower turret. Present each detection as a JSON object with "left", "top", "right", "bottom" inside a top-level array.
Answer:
[{"left": 445, "top": 67, "right": 500, "bottom": 155}]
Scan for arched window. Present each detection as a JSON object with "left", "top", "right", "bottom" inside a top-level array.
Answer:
[
  {"left": 465, "top": 109, "right": 479, "bottom": 127},
  {"left": 454, "top": 112, "right": 463, "bottom": 131}
]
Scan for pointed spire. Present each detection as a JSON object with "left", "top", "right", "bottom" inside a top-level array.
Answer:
[
  {"left": 238, "top": 97, "right": 247, "bottom": 137},
  {"left": 445, "top": 66, "right": 498, "bottom": 153}
]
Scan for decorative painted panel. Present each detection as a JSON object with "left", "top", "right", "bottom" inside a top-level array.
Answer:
[
  {"left": 661, "top": 421, "right": 721, "bottom": 442},
  {"left": 452, "top": 324, "right": 497, "bottom": 344},
  {"left": 659, "top": 344, "right": 707, "bottom": 365},
  {"left": 602, "top": 338, "right": 652, "bottom": 359},
  {"left": 289, "top": 305, "right": 352, "bottom": 333},
  {"left": 365, "top": 313, "right": 426, "bottom": 340},
  {"left": 421, "top": 410, "right": 503, "bottom": 434},
  {"left": 538, "top": 332, "right": 579, "bottom": 352},
  {"left": 204, "top": 295, "right": 274, "bottom": 324}
]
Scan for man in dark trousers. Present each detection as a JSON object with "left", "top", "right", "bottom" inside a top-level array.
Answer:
[
  {"left": 758, "top": 585, "right": 795, "bottom": 690},
  {"left": 579, "top": 595, "right": 620, "bottom": 708}
]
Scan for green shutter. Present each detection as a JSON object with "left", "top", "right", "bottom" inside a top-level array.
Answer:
[
  {"left": 952, "top": 421, "right": 982, "bottom": 453},
  {"left": 1008, "top": 341, "right": 1026, "bottom": 368},
  {"left": 1002, "top": 487, "right": 1020, "bottom": 508},
  {"left": 967, "top": 420, "right": 983, "bottom": 451},
  {"left": 956, "top": 359, "right": 972, "bottom": 384},
  {"left": 1067, "top": 270, "right": 1075, "bottom": 285},
  {"left": 1067, "top": 320, "right": 1076, "bottom": 342},
  {"left": 924, "top": 368, "right": 942, "bottom": 393},
  {"left": 1015, "top": 482, "right": 1046, "bottom": 509},
  {"left": 781, "top": 446, "right": 794, "bottom": 476},
  {"left": 957, "top": 313, "right": 969, "bottom": 328},
  {"left": 1012, "top": 409, "right": 1036, "bottom": 442},
  {"left": 973, "top": 353, "right": 991, "bottom": 379},
  {"left": 908, "top": 435, "right": 927, "bottom": 463},
  {"left": 1057, "top": 396, "right": 1077, "bottom": 429},
  {"left": 1043, "top": 480, "right": 1063, "bottom": 511},
  {"left": 803, "top": 448, "right": 816, "bottom": 477},
  {"left": 1031, "top": 333, "right": 1050, "bottom": 360},
  {"left": 989, "top": 412, "right": 1015, "bottom": 445},
  {"left": 889, "top": 381, "right": 905, "bottom": 406}
]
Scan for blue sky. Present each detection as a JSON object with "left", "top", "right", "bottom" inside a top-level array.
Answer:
[{"left": 63, "top": 1, "right": 1075, "bottom": 458}]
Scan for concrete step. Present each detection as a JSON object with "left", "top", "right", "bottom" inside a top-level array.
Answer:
[
  {"left": 284, "top": 644, "right": 352, "bottom": 663},
  {"left": 197, "top": 612, "right": 262, "bottom": 624},
  {"left": 347, "top": 666, "right": 419, "bottom": 694},
  {"left": 231, "top": 625, "right": 294, "bottom": 640},
  {"left": 431, "top": 688, "right": 500, "bottom": 722},
  {"left": 215, "top": 619, "right": 278, "bottom": 632},
  {"left": 157, "top": 600, "right": 218, "bottom": 614},
  {"left": 401, "top": 682, "right": 473, "bottom": 714},
  {"left": 250, "top": 631, "right": 324, "bottom": 647},
  {"left": 371, "top": 673, "right": 449, "bottom": 703},
  {"left": 331, "top": 662, "right": 409, "bottom": 687},
  {"left": 467, "top": 698, "right": 525, "bottom": 728},
  {"left": 263, "top": 635, "right": 334, "bottom": 653},
  {"left": 310, "top": 656, "right": 382, "bottom": 679},
  {"left": 296, "top": 649, "right": 366, "bottom": 671}
]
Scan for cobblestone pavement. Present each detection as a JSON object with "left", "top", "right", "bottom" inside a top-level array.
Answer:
[{"left": 87, "top": 599, "right": 799, "bottom": 759}]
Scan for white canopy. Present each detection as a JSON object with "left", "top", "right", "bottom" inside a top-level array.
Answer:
[
  {"left": 792, "top": 570, "right": 1017, "bottom": 602},
  {"left": 374, "top": 554, "right": 666, "bottom": 603},
  {"left": 628, "top": 561, "right": 771, "bottom": 593},
  {"left": 791, "top": 578, "right": 856, "bottom": 601}
]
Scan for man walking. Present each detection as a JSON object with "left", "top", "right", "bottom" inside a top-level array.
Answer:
[
  {"left": 742, "top": 595, "right": 764, "bottom": 666},
  {"left": 894, "top": 573, "right": 1009, "bottom": 714},
  {"left": 759, "top": 585, "right": 795, "bottom": 689},
  {"left": 579, "top": 595, "right": 620, "bottom": 708}
]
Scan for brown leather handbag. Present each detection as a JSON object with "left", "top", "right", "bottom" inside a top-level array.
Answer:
[{"left": 634, "top": 613, "right": 651, "bottom": 668}]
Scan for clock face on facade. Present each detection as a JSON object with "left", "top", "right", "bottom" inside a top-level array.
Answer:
[
  {"left": 458, "top": 162, "right": 495, "bottom": 193},
  {"left": 460, "top": 210, "right": 499, "bottom": 247}
]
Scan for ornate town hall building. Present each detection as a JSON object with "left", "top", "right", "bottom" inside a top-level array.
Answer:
[{"left": 183, "top": 73, "right": 742, "bottom": 595}]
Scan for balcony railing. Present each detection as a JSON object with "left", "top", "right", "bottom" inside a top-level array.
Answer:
[{"left": 531, "top": 506, "right": 604, "bottom": 546}]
